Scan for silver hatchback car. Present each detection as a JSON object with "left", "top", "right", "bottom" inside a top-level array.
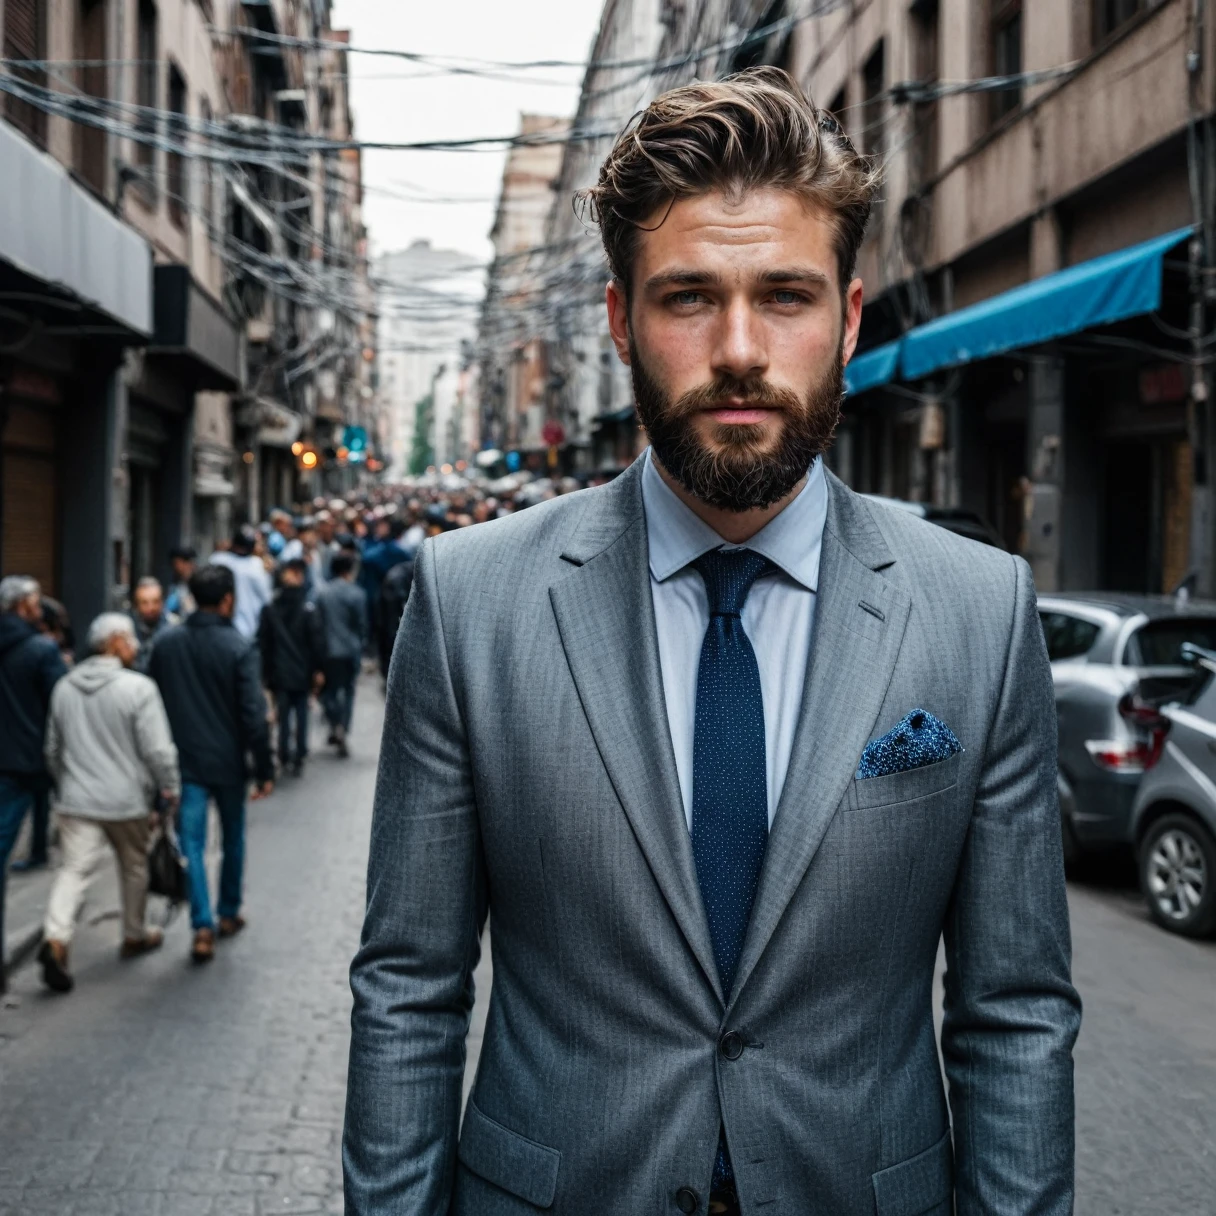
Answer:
[
  {"left": 1038, "top": 594, "right": 1216, "bottom": 877},
  {"left": 1129, "top": 643, "right": 1216, "bottom": 937}
]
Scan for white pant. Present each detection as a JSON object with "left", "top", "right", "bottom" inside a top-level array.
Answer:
[{"left": 44, "top": 814, "right": 150, "bottom": 944}]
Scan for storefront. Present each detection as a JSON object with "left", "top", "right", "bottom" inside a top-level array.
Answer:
[
  {"left": 840, "top": 226, "right": 1202, "bottom": 594},
  {"left": 0, "top": 118, "right": 153, "bottom": 629},
  {"left": 132, "top": 264, "right": 241, "bottom": 586}
]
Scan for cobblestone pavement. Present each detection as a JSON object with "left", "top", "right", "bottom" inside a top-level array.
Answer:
[{"left": 1, "top": 672, "right": 1214, "bottom": 1213}]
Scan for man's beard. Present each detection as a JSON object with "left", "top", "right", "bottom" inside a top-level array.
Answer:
[{"left": 630, "top": 337, "right": 843, "bottom": 512}]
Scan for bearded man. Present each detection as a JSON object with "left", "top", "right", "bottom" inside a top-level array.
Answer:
[{"left": 344, "top": 69, "right": 1080, "bottom": 1216}]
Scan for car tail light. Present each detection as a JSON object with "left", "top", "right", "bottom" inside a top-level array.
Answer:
[
  {"left": 1084, "top": 738, "right": 1165, "bottom": 773},
  {"left": 1085, "top": 695, "right": 1172, "bottom": 772}
]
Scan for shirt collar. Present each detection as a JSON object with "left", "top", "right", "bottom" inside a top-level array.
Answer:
[{"left": 641, "top": 447, "right": 827, "bottom": 592}]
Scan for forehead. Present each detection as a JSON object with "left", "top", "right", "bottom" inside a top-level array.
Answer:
[{"left": 633, "top": 187, "right": 839, "bottom": 285}]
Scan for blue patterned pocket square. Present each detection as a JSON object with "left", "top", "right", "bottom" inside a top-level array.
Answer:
[{"left": 856, "top": 709, "right": 962, "bottom": 780}]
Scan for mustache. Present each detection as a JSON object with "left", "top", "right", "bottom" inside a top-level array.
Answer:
[{"left": 671, "top": 375, "right": 804, "bottom": 416}]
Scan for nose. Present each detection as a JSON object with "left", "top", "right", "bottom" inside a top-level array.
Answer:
[{"left": 711, "top": 295, "right": 768, "bottom": 382}]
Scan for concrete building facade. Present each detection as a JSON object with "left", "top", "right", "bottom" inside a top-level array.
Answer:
[
  {"left": 795, "top": 0, "right": 1215, "bottom": 595},
  {"left": 0, "top": 0, "right": 373, "bottom": 630}
]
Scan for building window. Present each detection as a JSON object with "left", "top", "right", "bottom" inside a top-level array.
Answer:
[
  {"left": 861, "top": 40, "right": 885, "bottom": 159},
  {"left": 990, "top": 0, "right": 1023, "bottom": 124},
  {"left": 909, "top": 0, "right": 940, "bottom": 187},
  {"left": 4, "top": 0, "right": 48, "bottom": 148},
  {"left": 861, "top": 41, "right": 885, "bottom": 226},
  {"left": 75, "top": 0, "right": 108, "bottom": 196},
  {"left": 1093, "top": 0, "right": 1145, "bottom": 43},
  {"left": 167, "top": 63, "right": 187, "bottom": 229},
  {"left": 136, "top": 0, "right": 158, "bottom": 180}
]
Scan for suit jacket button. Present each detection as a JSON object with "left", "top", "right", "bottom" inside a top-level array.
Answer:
[
  {"left": 719, "top": 1031, "right": 744, "bottom": 1060},
  {"left": 675, "top": 1186, "right": 700, "bottom": 1213}
]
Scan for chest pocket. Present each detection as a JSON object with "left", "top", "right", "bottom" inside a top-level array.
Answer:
[{"left": 846, "top": 750, "right": 962, "bottom": 812}]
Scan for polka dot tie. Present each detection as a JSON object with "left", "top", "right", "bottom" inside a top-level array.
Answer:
[
  {"left": 692, "top": 548, "right": 772, "bottom": 1193},
  {"left": 691, "top": 547, "right": 772, "bottom": 994}
]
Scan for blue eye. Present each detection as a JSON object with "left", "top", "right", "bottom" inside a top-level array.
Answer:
[
  {"left": 772, "top": 290, "right": 804, "bottom": 304},
  {"left": 671, "top": 291, "right": 703, "bottom": 305}
]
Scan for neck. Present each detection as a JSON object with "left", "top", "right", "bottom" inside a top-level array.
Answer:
[{"left": 652, "top": 455, "right": 808, "bottom": 544}]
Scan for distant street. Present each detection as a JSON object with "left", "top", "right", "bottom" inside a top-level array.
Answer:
[{"left": 0, "top": 684, "right": 1212, "bottom": 1213}]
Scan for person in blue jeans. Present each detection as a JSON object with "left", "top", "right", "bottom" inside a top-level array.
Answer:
[
  {"left": 149, "top": 564, "right": 274, "bottom": 963},
  {"left": 176, "top": 784, "right": 248, "bottom": 941},
  {"left": 0, "top": 575, "right": 68, "bottom": 989}
]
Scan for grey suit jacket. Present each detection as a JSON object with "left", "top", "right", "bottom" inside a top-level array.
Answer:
[{"left": 344, "top": 457, "right": 1081, "bottom": 1215}]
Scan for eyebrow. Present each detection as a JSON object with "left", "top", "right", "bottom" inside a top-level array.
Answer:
[
  {"left": 644, "top": 267, "right": 832, "bottom": 292},
  {"left": 644, "top": 270, "right": 722, "bottom": 292},
  {"left": 760, "top": 267, "right": 832, "bottom": 286}
]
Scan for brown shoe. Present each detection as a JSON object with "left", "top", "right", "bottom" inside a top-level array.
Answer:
[
  {"left": 191, "top": 928, "right": 215, "bottom": 963},
  {"left": 120, "top": 929, "right": 164, "bottom": 959},
  {"left": 38, "top": 939, "right": 73, "bottom": 993},
  {"left": 217, "top": 915, "right": 246, "bottom": 939}
]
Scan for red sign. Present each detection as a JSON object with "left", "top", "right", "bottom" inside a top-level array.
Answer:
[{"left": 542, "top": 420, "right": 566, "bottom": 446}]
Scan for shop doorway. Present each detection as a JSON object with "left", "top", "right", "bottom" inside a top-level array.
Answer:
[
  {"left": 984, "top": 419, "right": 1028, "bottom": 553},
  {"left": 1, "top": 402, "right": 59, "bottom": 591},
  {"left": 1103, "top": 437, "right": 1191, "bottom": 593}
]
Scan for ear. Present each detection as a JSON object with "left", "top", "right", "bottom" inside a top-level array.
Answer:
[
  {"left": 841, "top": 277, "right": 864, "bottom": 365},
  {"left": 605, "top": 280, "right": 631, "bottom": 365}
]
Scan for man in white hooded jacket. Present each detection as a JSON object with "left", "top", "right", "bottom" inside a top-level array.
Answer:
[{"left": 39, "top": 613, "right": 180, "bottom": 993}]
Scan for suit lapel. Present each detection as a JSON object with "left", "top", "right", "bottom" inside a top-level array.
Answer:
[
  {"left": 549, "top": 462, "right": 724, "bottom": 1004},
  {"left": 728, "top": 474, "right": 912, "bottom": 1008}
]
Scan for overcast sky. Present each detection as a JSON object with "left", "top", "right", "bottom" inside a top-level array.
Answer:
[{"left": 329, "top": 0, "right": 605, "bottom": 269}]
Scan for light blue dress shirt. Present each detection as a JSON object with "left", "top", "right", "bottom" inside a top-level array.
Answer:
[{"left": 641, "top": 448, "right": 828, "bottom": 831}]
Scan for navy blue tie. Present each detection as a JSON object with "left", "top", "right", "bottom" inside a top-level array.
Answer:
[
  {"left": 691, "top": 548, "right": 771, "bottom": 1196},
  {"left": 691, "top": 547, "right": 771, "bottom": 994}
]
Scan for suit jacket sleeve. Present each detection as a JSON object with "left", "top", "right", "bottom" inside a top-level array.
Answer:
[
  {"left": 343, "top": 539, "right": 486, "bottom": 1214},
  {"left": 942, "top": 555, "right": 1082, "bottom": 1215}
]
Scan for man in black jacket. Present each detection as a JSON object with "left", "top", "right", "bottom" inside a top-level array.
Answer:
[
  {"left": 149, "top": 564, "right": 274, "bottom": 963},
  {"left": 258, "top": 559, "right": 324, "bottom": 777},
  {"left": 0, "top": 575, "right": 68, "bottom": 986}
]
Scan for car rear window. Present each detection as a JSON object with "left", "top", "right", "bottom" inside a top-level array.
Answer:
[
  {"left": 1039, "top": 612, "right": 1100, "bottom": 661},
  {"left": 1125, "top": 619, "right": 1216, "bottom": 665}
]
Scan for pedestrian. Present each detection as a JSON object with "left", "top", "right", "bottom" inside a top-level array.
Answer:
[
  {"left": 9, "top": 596, "right": 73, "bottom": 874},
  {"left": 315, "top": 511, "right": 340, "bottom": 581},
  {"left": 0, "top": 575, "right": 68, "bottom": 985},
  {"left": 358, "top": 517, "right": 413, "bottom": 641},
  {"left": 149, "top": 563, "right": 274, "bottom": 964},
  {"left": 258, "top": 558, "right": 324, "bottom": 776},
  {"left": 37, "top": 614, "right": 179, "bottom": 993},
  {"left": 130, "top": 576, "right": 175, "bottom": 674},
  {"left": 315, "top": 553, "right": 367, "bottom": 757},
  {"left": 279, "top": 517, "right": 324, "bottom": 595},
  {"left": 165, "top": 546, "right": 197, "bottom": 618},
  {"left": 344, "top": 71, "right": 1080, "bottom": 1214},
  {"left": 209, "top": 525, "right": 272, "bottom": 641},
  {"left": 375, "top": 553, "right": 413, "bottom": 681},
  {"left": 266, "top": 508, "right": 294, "bottom": 559}
]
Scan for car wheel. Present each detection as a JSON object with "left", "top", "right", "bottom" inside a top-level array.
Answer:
[{"left": 1139, "top": 814, "right": 1216, "bottom": 938}]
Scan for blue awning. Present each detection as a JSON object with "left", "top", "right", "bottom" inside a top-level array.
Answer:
[
  {"left": 843, "top": 339, "right": 902, "bottom": 395},
  {"left": 899, "top": 225, "right": 1193, "bottom": 380}
]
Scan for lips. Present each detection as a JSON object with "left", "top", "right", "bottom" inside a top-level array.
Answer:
[{"left": 705, "top": 405, "right": 777, "bottom": 424}]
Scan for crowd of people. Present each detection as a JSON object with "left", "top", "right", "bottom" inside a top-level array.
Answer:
[{"left": 0, "top": 474, "right": 580, "bottom": 994}]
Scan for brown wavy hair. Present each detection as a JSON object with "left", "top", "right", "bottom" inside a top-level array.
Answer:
[{"left": 580, "top": 67, "right": 879, "bottom": 297}]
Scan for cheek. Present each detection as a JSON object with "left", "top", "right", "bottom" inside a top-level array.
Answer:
[
  {"left": 634, "top": 312, "right": 714, "bottom": 389},
  {"left": 764, "top": 315, "right": 841, "bottom": 382}
]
